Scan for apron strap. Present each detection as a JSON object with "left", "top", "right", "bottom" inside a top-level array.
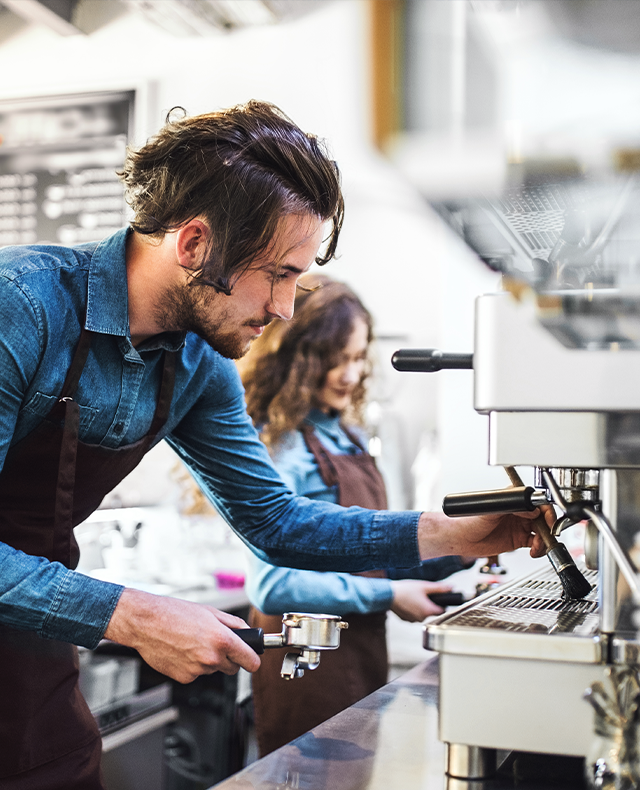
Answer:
[
  {"left": 59, "top": 327, "right": 93, "bottom": 401},
  {"left": 148, "top": 350, "right": 177, "bottom": 436},
  {"left": 52, "top": 332, "right": 176, "bottom": 564},
  {"left": 300, "top": 423, "right": 339, "bottom": 489},
  {"left": 52, "top": 328, "right": 93, "bottom": 563},
  {"left": 341, "top": 424, "right": 367, "bottom": 453},
  {"left": 47, "top": 328, "right": 93, "bottom": 422},
  {"left": 53, "top": 398, "right": 80, "bottom": 564}
]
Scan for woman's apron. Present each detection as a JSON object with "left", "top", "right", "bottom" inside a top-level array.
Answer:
[
  {"left": 0, "top": 327, "right": 175, "bottom": 788},
  {"left": 250, "top": 422, "right": 389, "bottom": 757}
]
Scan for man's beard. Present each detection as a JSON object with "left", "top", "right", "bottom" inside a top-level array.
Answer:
[{"left": 154, "top": 282, "right": 253, "bottom": 360}]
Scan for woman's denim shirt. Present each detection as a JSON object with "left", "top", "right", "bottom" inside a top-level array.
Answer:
[{"left": 0, "top": 229, "right": 420, "bottom": 648}]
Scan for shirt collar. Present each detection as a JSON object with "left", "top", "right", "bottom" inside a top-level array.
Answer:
[
  {"left": 305, "top": 408, "right": 342, "bottom": 437},
  {"left": 85, "top": 228, "right": 131, "bottom": 337},
  {"left": 84, "top": 228, "right": 185, "bottom": 352}
]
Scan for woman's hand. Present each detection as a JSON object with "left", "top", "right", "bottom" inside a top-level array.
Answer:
[{"left": 389, "top": 580, "right": 453, "bottom": 622}]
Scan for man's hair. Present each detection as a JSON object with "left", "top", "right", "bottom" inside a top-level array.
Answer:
[
  {"left": 118, "top": 100, "right": 344, "bottom": 293},
  {"left": 241, "top": 274, "right": 373, "bottom": 450}
]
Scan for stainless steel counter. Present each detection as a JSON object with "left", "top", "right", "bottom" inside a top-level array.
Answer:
[{"left": 209, "top": 657, "right": 586, "bottom": 790}]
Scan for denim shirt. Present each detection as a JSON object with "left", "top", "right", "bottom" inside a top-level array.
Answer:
[
  {"left": 0, "top": 230, "right": 420, "bottom": 648},
  {"left": 246, "top": 410, "right": 467, "bottom": 616}
]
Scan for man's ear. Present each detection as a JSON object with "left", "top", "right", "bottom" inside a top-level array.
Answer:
[{"left": 175, "top": 219, "right": 209, "bottom": 268}]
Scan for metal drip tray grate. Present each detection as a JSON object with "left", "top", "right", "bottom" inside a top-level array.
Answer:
[
  {"left": 425, "top": 565, "right": 604, "bottom": 663},
  {"left": 450, "top": 568, "right": 599, "bottom": 636},
  {"left": 494, "top": 184, "right": 571, "bottom": 256}
]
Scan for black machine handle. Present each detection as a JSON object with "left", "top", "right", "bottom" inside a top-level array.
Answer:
[
  {"left": 232, "top": 627, "right": 265, "bottom": 654},
  {"left": 443, "top": 486, "right": 546, "bottom": 517},
  {"left": 391, "top": 349, "right": 473, "bottom": 373},
  {"left": 96, "top": 628, "right": 269, "bottom": 660},
  {"left": 428, "top": 592, "right": 466, "bottom": 607}
]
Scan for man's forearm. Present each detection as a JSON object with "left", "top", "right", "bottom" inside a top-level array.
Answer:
[
  {"left": 417, "top": 510, "right": 543, "bottom": 560},
  {"left": 417, "top": 511, "right": 463, "bottom": 559}
]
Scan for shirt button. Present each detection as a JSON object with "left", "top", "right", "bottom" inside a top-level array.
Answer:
[{"left": 113, "top": 422, "right": 124, "bottom": 435}]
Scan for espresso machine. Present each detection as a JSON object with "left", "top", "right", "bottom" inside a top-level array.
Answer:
[{"left": 394, "top": 171, "right": 640, "bottom": 778}]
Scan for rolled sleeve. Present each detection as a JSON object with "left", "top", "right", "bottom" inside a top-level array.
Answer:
[
  {"left": 0, "top": 543, "right": 124, "bottom": 648},
  {"left": 42, "top": 569, "right": 124, "bottom": 648}
]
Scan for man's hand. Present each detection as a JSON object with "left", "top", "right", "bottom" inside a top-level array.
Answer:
[
  {"left": 390, "top": 580, "right": 453, "bottom": 622},
  {"left": 104, "top": 589, "right": 261, "bottom": 683},
  {"left": 417, "top": 508, "right": 553, "bottom": 562}
]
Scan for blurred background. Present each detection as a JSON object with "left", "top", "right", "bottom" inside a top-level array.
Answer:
[
  {"left": 1, "top": 2, "right": 640, "bottom": 784},
  {"left": 3, "top": 0, "right": 640, "bottom": 512}
]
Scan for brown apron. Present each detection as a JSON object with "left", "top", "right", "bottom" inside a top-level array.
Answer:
[
  {"left": 0, "top": 327, "right": 175, "bottom": 788},
  {"left": 250, "top": 421, "right": 389, "bottom": 757}
]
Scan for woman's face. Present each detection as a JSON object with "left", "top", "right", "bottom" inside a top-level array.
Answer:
[{"left": 316, "top": 316, "right": 369, "bottom": 414}]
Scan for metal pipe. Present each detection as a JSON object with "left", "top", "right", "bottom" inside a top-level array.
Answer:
[{"left": 542, "top": 468, "right": 640, "bottom": 598}]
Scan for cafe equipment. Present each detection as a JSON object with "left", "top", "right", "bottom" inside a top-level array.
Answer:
[
  {"left": 99, "top": 612, "right": 349, "bottom": 680},
  {"left": 78, "top": 647, "right": 178, "bottom": 790},
  {"left": 583, "top": 665, "right": 640, "bottom": 789},
  {"left": 393, "top": 171, "right": 640, "bottom": 778},
  {"left": 235, "top": 612, "right": 348, "bottom": 679}
]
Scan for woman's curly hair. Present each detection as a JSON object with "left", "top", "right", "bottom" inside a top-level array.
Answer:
[{"left": 240, "top": 274, "right": 373, "bottom": 450}]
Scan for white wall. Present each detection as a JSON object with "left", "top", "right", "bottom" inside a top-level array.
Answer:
[
  {"left": 398, "top": 0, "right": 640, "bottom": 507},
  {"left": 12, "top": 1, "right": 634, "bottom": 513},
  {"left": 0, "top": 0, "right": 457, "bottom": 509}
]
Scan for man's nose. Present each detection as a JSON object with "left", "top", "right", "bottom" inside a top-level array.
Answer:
[{"left": 268, "top": 280, "right": 297, "bottom": 321}]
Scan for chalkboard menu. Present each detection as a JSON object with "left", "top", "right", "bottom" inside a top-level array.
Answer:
[{"left": 0, "top": 90, "right": 135, "bottom": 247}]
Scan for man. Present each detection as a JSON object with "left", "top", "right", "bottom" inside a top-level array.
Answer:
[{"left": 0, "top": 100, "right": 545, "bottom": 788}]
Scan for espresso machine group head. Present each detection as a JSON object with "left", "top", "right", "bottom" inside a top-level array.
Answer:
[{"left": 393, "top": 172, "right": 640, "bottom": 777}]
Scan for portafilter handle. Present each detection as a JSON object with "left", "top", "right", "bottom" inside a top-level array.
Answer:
[
  {"left": 391, "top": 348, "right": 473, "bottom": 372},
  {"left": 233, "top": 613, "right": 348, "bottom": 680},
  {"left": 232, "top": 627, "right": 268, "bottom": 654}
]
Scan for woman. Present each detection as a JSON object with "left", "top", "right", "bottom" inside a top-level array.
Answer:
[{"left": 240, "top": 274, "right": 474, "bottom": 757}]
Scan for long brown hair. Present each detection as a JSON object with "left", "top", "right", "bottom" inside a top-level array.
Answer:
[
  {"left": 118, "top": 100, "right": 344, "bottom": 294},
  {"left": 241, "top": 274, "right": 373, "bottom": 450}
]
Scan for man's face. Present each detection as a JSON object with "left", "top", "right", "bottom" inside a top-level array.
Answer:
[{"left": 159, "top": 214, "right": 325, "bottom": 359}]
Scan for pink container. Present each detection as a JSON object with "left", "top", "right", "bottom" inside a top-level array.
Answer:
[{"left": 214, "top": 570, "right": 245, "bottom": 589}]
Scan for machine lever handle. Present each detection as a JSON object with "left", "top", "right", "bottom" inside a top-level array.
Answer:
[
  {"left": 443, "top": 486, "right": 547, "bottom": 517},
  {"left": 232, "top": 627, "right": 265, "bottom": 655},
  {"left": 391, "top": 348, "right": 473, "bottom": 372}
]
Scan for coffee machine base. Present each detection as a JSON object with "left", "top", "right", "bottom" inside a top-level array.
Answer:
[{"left": 425, "top": 563, "right": 608, "bottom": 777}]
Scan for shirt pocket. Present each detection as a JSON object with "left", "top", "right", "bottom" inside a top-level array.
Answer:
[{"left": 23, "top": 391, "right": 99, "bottom": 433}]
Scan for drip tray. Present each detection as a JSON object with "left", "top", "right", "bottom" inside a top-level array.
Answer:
[
  {"left": 428, "top": 564, "right": 607, "bottom": 757},
  {"left": 425, "top": 564, "right": 604, "bottom": 664}
]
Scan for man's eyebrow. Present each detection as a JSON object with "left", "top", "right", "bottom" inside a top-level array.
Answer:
[
  {"left": 267, "top": 260, "right": 308, "bottom": 276},
  {"left": 261, "top": 256, "right": 313, "bottom": 277},
  {"left": 281, "top": 263, "right": 307, "bottom": 275}
]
